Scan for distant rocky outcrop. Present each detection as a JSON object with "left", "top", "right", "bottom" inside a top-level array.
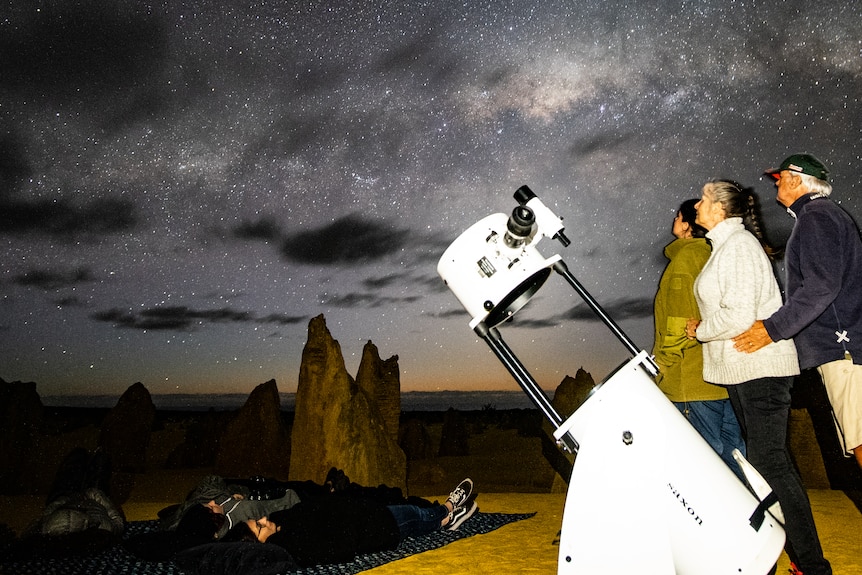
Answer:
[
  {"left": 165, "top": 410, "right": 229, "bottom": 469},
  {"left": 98, "top": 382, "right": 155, "bottom": 474},
  {"left": 355, "top": 341, "right": 401, "bottom": 444},
  {"left": 551, "top": 368, "right": 596, "bottom": 419},
  {"left": 399, "top": 418, "right": 435, "bottom": 461},
  {"left": 543, "top": 368, "right": 596, "bottom": 490},
  {"left": 289, "top": 315, "right": 406, "bottom": 491},
  {"left": 98, "top": 382, "right": 155, "bottom": 503},
  {"left": 0, "top": 378, "right": 44, "bottom": 494},
  {"left": 438, "top": 407, "right": 470, "bottom": 456},
  {"left": 215, "top": 379, "right": 291, "bottom": 479}
]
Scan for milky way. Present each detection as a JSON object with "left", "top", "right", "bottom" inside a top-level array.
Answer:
[{"left": 2, "top": 0, "right": 861, "bottom": 397}]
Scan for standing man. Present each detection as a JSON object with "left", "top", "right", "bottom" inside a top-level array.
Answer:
[{"left": 733, "top": 153, "right": 862, "bottom": 470}]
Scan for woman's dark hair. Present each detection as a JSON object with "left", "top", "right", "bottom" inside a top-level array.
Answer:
[
  {"left": 704, "top": 179, "right": 779, "bottom": 260},
  {"left": 175, "top": 505, "right": 225, "bottom": 546},
  {"left": 221, "top": 522, "right": 259, "bottom": 543},
  {"left": 678, "top": 199, "right": 708, "bottom": 238}
]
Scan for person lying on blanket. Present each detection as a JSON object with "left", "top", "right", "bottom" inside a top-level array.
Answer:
[
  {"left": 222, "top": 478, "right": 478, "bottom": 568},
  {"left": 164, "top": 467, "right": 433, "bottom": 541},
  {"left": 162, "top": 473, "right": 299, "bottom": 539},
  {"left": 129, "top": 468, "right": 464, "bottom": 563},
  {"left": 201, "top": 482, "right": 302, "bottom": 540},
  {"left": 10, "top": 447, "right": 125, "bottom": 559}
]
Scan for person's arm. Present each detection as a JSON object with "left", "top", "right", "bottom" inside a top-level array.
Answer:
[
  {"left": 244, "top": 490, "right": 302, "bottom": 522},
  {"left": 654, "top": 245, "right": 707, "bottom": 367},
  {"left": 763, "top": 210, "right": 844, "bottom": 341}
]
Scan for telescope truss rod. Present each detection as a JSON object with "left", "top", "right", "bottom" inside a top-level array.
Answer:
[
  {"left": 552, "top": 260, "right": 659, "bottom": 377},
  {"left": 475, "top": 323, "right": 578, "bottom": 452}
]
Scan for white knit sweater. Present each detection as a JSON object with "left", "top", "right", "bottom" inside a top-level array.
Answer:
[{"left": 693, "top": 218, "right": 800, "bottom": 385}]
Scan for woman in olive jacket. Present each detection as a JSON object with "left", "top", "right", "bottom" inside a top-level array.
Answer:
[{"left": 653, "top": 199, "right": 745, "bottom": 478}]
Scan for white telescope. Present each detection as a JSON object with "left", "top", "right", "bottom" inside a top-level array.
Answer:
[{"left": 437, "top": 186, "right": 785, "bottom": 574}]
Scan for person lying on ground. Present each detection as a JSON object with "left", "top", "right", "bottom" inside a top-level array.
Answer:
[
  {"left": 162, "top": 467, "right": 423, "bottom": 540},
  {"left": 161, "top": 474, "right": 301, "bottom": 539},
  {"left": 177, "top": 478, "right": 478, "bottom": 571},
  {"left": 10, "top": 447, "right": 125, "bottom": 558},
  {"left": 128, "top": 467, "right": 442, "bottom": 561}
]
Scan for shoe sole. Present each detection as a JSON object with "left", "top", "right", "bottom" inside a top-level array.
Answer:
[{"left": 448, "top": 500, "right": 478, "bottom": 531}]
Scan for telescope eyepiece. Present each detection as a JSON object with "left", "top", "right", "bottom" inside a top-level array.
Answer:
[{"left": 504, "top": 205, "right": 535, "bottom": 248}]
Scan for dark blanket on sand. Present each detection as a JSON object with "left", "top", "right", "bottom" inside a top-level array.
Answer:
[{"left": 0, "top": 512, "right": 535, "bottom": 575}]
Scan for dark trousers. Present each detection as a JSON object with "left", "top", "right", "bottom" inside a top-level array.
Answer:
[
  {"left": 386, "top": 504, "right": 448, "bottom": 540},
  {"left": 675, "top": 398, "right": 746, "bottom": 480},
  {"left": 727, "top": 377, "right": 831, "bottom": 575}
]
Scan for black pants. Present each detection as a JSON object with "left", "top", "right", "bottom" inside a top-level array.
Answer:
[{"left": 727, "top": 377, "right": 832, "bottom": 575}]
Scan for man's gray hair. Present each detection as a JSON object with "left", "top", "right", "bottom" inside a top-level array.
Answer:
[{"left": 800, "top": 172, "right": 832, "bottom": 196}]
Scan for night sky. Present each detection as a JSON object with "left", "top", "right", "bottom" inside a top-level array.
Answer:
[{"left": 2, "top": 1, "right": 861, "bottom": 398}]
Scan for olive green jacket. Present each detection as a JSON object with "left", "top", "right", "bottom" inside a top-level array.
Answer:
[{"left": 652, "top": 238, "right": 727, "bottom": 402}]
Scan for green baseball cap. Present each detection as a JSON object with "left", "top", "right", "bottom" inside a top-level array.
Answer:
[{"left": 765, "top": 153, "right": 829, "bottom": 182}]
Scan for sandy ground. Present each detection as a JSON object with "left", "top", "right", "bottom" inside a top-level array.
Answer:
[
  {"left": 355, "top": 490, "right": 862, "bottom": 575},
  {"left": 2, "top": 417, "right": 860, "bottom": 573}
]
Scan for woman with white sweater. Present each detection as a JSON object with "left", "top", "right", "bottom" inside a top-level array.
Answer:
[{"left": 685, "top": 179, "right": 831, "bottom": 575}]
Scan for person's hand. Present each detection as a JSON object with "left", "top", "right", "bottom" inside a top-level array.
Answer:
[
  {"left": 205, "top": 499, "right": 224, "bottom": 514},
  {"left": 732, "top": 320, "right": 773, "bottom": 353},
  {"left": 248, "top": 517, "right": 279, "bottom": 542},
  {"left": 685, "top": 318, "right": 700, "bottom": 340}
]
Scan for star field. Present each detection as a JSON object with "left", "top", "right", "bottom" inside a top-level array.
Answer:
[{"left": 2, "top": 0, "right": 861, "bottom": 398}]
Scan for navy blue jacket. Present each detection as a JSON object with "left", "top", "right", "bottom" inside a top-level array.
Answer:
[{"left": 764, "top": 193, "right": 862, "bottom": 369}]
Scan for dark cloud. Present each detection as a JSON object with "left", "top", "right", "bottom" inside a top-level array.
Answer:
[
  {"left": 413, "top": 271, "right": 450, "bottom": 294},
  {"left": 503, "top": 316, "right": 561, "bottom": 329},
  {"left": 92, "top": 308, "right": 189, "bottom": 331},
  {"left": 0, "top": 130, "right": 32, "bottom": 194},
  {"left": 0, "top": 197, "right": 137, "bottom": 236},
  {"left": 320, "top": 291, "right": 422, "bottom": 308},
  {"left": 1, "top": 3, "right": 166, "bottom": 96},
  {"left": 93, "top": 306, "right": 249, "bottom": 331},
  {"left": 426, "top": 307, "right": 475, "bottom": 320},
  {"left": 376, "top": 32, "right": 438, "bottom": 73},
  {"left": 259, "top": 313, "right": 307, "bottom": 325},
  {"left": 55, "top": 296, "right": 87, "bottom": 308},
  {"left": 76, "top": 198, "right": 138, "bottom": 234},
  {"left": 563, "top": 297, "right": 655, "bottom": 321},
  {"left": 361, "top": 272, "right": 412, "bottom": 290},
  {"left": 290, "top": 61, "right": 351, "bottom": 96},
  {"left": 281, "top": 214, "right": 410, "bottom": 264},
  {"left": 374, "top": 28, "right": 463, "bottom": 87},
  {"left": 569, "top": 132, "right": 637, "bottom": 158},
  {"left": 233, "top": 108, "right": 342, "bottom": 178},
  {"left": 2, "top": 3, "right": 173, "bottom": 134},
  {"left": 233, "top": 217, "right": 282, "bottom": 241},
  {"left": 97, "top": 85, "right": 176, "bottom": 134},
  {"left": 429, "top": 296, "right": 654, "bottom": 328},
  {"left": 404, "top": 233, "right": 460, "bottom": 267},
  {"left": 91, "top": 305, "right": 304, "bottom": 331},
  {"left": 318, "top": 293, "right": 377, "bottom": 307},
  {"left": 14, "top": 267, "right": 96, "bottom": 290}
]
